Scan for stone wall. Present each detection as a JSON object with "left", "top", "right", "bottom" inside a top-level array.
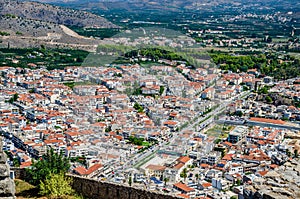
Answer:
[
  {"left": 69, "top": 175, "right": 180, "bottom": 199},
  {"left": 12, "top": 168, "right": 180, "bottom": 199},
  {"left": 0, "top": 137, "right": 15, "bottom": 199},
  {"left": 11, "top": 167, "right": 27, "bottom": 180}
]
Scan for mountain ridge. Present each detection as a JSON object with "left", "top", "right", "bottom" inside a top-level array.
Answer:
[
  {"left": 27, "top": 0, "right": 299, "bottom": 13},
  {"left": 0, "top": 0, "right": 118, "bottom": 51},
  {"left": 0, "top": 0, "right": 118, "bottom": 28}
]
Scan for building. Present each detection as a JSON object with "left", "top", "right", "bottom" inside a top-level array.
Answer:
[
  {"left": 212, "top": 178, "right": 231, "bottom": 191},
  {"left": 144, "top": 164, "right": 166, "bottom": 180},
  {"left": 228, "top": 163, "right": 244, "bottom": 175},
  {"left": 173, "top": 182, "right": 196, "bottom": 198},
  {"left": 228, "top": 126, "right": 247, "bottom": 143},
  {"left": 201, "top": 88, "right": 215, "bottom": 100}
]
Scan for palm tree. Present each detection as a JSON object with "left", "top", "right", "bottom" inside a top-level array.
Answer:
[
  {"left": 180, "top": 168, "right": 188, "bottom": 182},
  {"left": 163, "top": 177, "right": 169, "bottom": 187},
  {"left": 128, "top": 175, "right": 132, "bottom": 186},
  {"left": 195, "top": 173, "right": 199, "bottom": 183}
]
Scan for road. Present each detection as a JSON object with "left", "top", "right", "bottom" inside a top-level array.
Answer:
[
  {"left": 163, "top": 91, "right": 251, "bottom": 146},
  {"left": 107, "top": 91, "right": 251, "bottom": 179}
]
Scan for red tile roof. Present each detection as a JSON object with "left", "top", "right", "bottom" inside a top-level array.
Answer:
[
  {"left": 74, "top": 166, "right": 87, "bottom": 176},
  {"left": 202, "top": 182, "right": 212, "bottom": 188},
  {"left": 174, "top": 182, "right": 194, "bottom": 192},
  {"left": 177, "top": 156, "right": 191, "bottom": 164},
  {"left": 146, "top": 164, "right": 166, "bottom": 171},
  {"left": 85, "top": 164, "right": 103, "bottom": 175},
  {"left": 249, "top": 117, "right": 286, "bottom": 125},
  {"left": 74, "top": 163, "right": 103, "bottom": 176},
  {"left": 173, "top": 162, "right": 185, "bottom": 170},
  {"left": 163, "top": 120, "right": 178, "bottom": 126},
  {"left": 223, "top": 141, "right": 233, "bottom": 147},
  {"left": 269, "top": 164, "right": 279, "bottom": 169},
  {"left": 200, "top": 163, "right": 210, "bottom": 168},
  {"left": 178, "top": 193, "right": 190, "bottom": 198},
  {"left": 222, "top": 154, "right": 233, "bottom": 161}
]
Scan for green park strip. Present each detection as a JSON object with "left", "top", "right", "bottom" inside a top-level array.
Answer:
[{"left": 133, "top": 152, "right": 156, "bottom": 169}]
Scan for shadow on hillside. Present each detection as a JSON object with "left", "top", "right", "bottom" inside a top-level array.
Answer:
[
  {"left": 16, "top": 187, "right": 41, "bottom": 198},
  {"left": 15, "top": 179, "right": 42, "bottom": 198}
]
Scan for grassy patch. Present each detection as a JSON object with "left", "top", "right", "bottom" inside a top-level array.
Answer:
[
  {"left": 134, "top": 153, "right": 156, "bottom": 169},
  {"left": 63, "top": 81, "right": 98, "bottom": 89},
  {"left": 15, "top": 179, "right": 85, "bottom": 199},
  {"left": 142, "top": 141, "right": 151, "bottom": 147},
  {"left": 15, "top": 179, "right": 41, "bottom": 199},
  {"left": 204, "top": 124, "right": 232, "bottom": 138}
]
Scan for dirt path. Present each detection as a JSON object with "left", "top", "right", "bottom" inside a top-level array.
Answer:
[{"left": 60, "top": 25, "right": 91, "bottom": 40}]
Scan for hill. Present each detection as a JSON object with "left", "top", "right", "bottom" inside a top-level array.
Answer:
[
  {"left": 0, "top": 0, "right": 119, "bottom": 51},
  {"left": 0, "top": 14, "right": 105, "bottom": 51},
  {"left": 25, "top": 0, "right": 299, "bottom": 13},
  {"left": 0, "top": 0, "right": 117, "bottom": 28}
]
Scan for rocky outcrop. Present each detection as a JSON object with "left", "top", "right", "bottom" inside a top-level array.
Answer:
[
  {"left": 243, "top": 159, "right": 300, "bottom": 199},
  {"left": 0, "top": 137, "right": 15, "bottom": 199}
]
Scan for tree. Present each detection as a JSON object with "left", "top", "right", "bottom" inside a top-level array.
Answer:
[
  {"left": 195, "top": 173, "right": 199, "bottom": 182},
  {"left": 29, "top": 88, "right": 35, "bottom": 93},
  {"left": 266, "top": 36, "right": 272, "bottom": 43},
  {"left": 163, "top": 177, "right": 169, "bottom": 187},
  {"left": 221, "top": 149, "right": 226, "bottom": 158},
  {"left": 128, "top": 175, "right": 132, "bottom": 186},
  {"left": 114, "top": 73, "right": 122, "bottom": 77},
  {"left": 180, "top": 168, "right": 188, "bottom": 181},
  {"left": 294, "top": 149, "right": 298, "bottom": 158},
  {"left": 39, "top": 172, "right": 74, "bottom": 199},
  {"left": 124, "top": 87, "right": 132, "bottom": 96},
  {"left": 26, "top": 148, "right": 70, "bottom": 186},
  {"left": 243, "top": 85, "right": 249, "bottom": 91},
  {"left": 258, "top": 86, "right": 269, "bottom": 94},
  {"left": 105, "top": 126, "right": 112, "bottom": 132},
  {"left": 286, "top": 149, "right": 291, "bottom": 157},
  {"left": 8, "top": 93, "right": 18, "bottom": 104},
  {"left": 235, "top": 110, "right": 243, "bottom": 117},
  {"left": 128, "top": 136, "right": 144, "bottom": 146},
  {"left": 16, "top": 31, "right": 23, "bottom": 35},
  {"left": 13, "top": 158, "right": 20, "bottom": 167},
  {"left": 133, "top": 102, "right": 144, "bottom": 113},
  {"left": 40, "top": 44, "right": 46, "bottom": 50},
  {"left": 236, "top": 179, "right": 241, "bottom": 186},
  {"left": 159, "top": 86, "right": 165, "bottom": 95},
  {"left": 13, "top": 93, "right": 18, "bottom": 100},
  {"left": 265, "top": 96, "right": 272, "bottom": 103}
]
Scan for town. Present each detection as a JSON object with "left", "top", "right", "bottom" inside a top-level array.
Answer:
[
  {"left": 0, "top": 50, "right": 299, "bottom": 198},
  {"left": 0, "top": 0, "right": 300, "bottom": 198}
]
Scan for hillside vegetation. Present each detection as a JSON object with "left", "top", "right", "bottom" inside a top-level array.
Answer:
[
  {"left": 0, "top": 0, "right": 118, "bottom": 50},
  {"left": 0, "top": 0, "right": 117, "bottom": 28}
]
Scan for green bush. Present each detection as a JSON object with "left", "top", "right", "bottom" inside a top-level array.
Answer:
[
  {"left": 26, "top": 148, "right": 70, "bottom": 186},
  {"left": 39, "top": 173, "right": 74, "bottom": 199},
  {"left": 0, "top": 31, "right": 10, "bottom": 36}
]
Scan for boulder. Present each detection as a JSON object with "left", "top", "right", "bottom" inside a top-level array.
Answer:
[
  {"left": 0, "top": 177, "right": 15, "bottom": 197},
  {"left": 0, "top": 164, "right": 9, "bottom": 177}
]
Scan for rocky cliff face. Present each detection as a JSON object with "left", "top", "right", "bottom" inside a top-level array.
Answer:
[{"left": 0, "top": 137, "right": 15, "bottom": 199}]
